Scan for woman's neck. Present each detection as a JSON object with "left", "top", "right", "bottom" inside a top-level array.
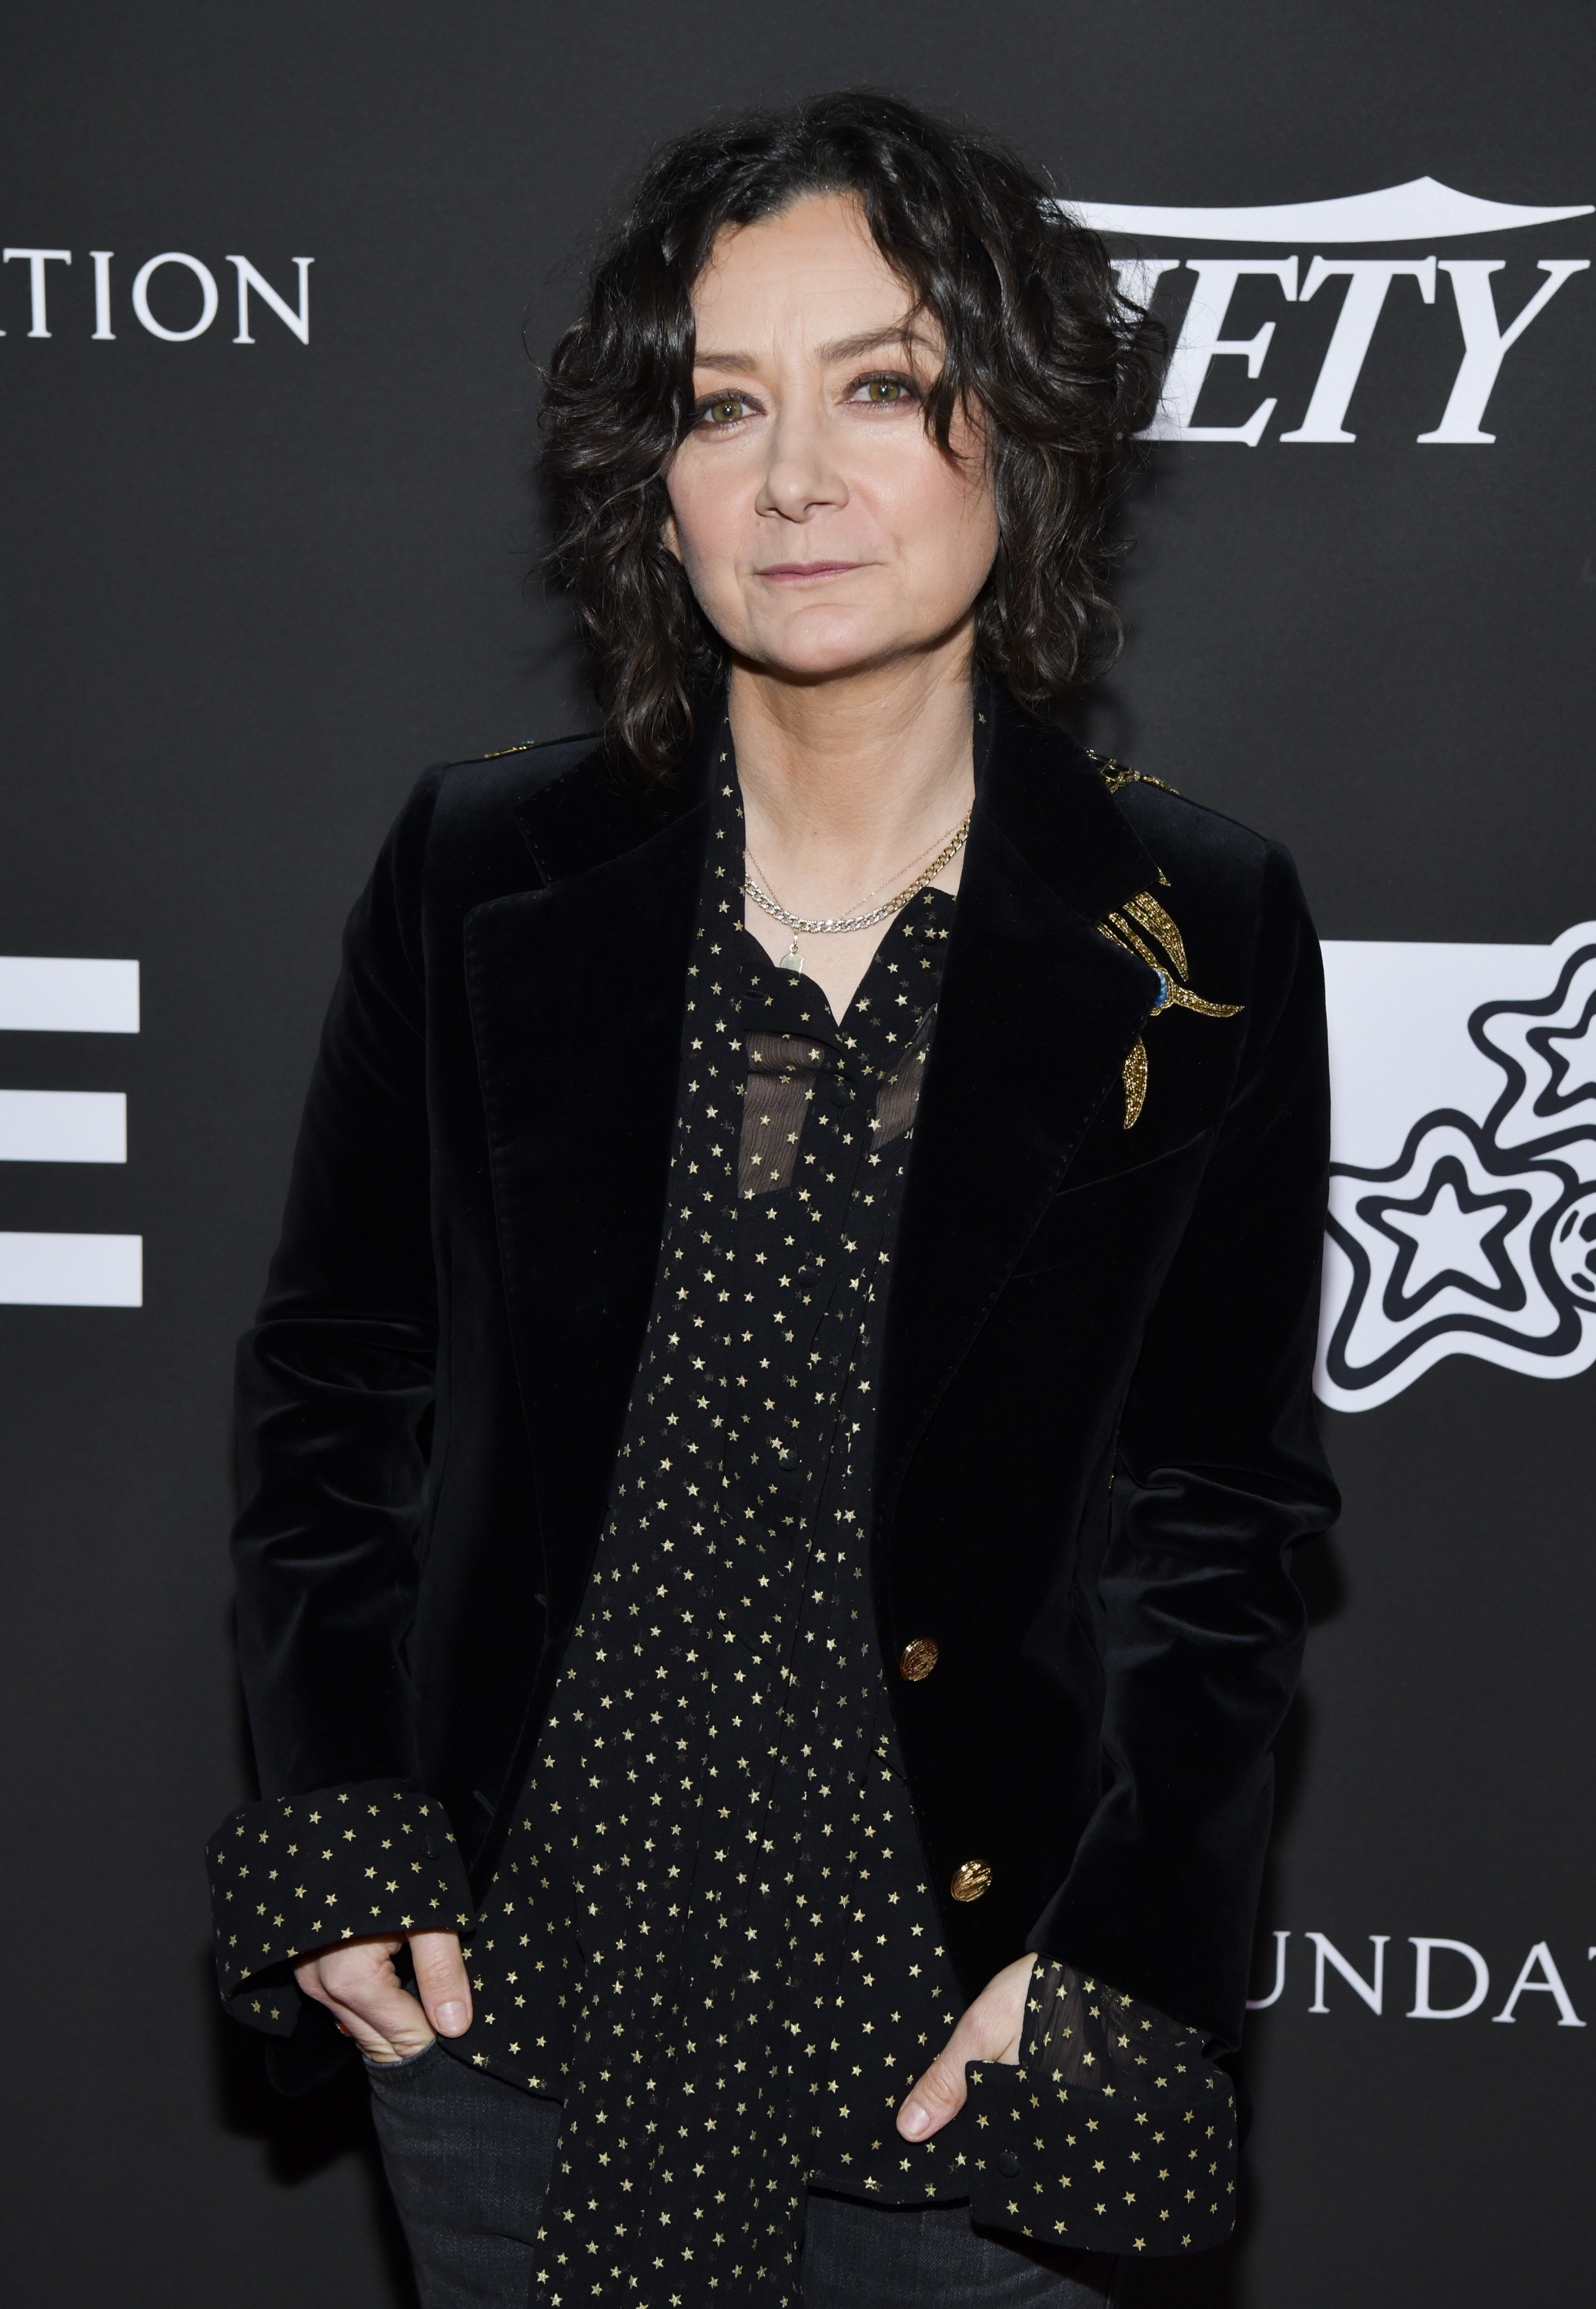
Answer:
[
  {"left": 730, "top": 644, "right": 978, "bottom": 1020},
  {"left": 730, "top": 649, "right": 977, "bottom": 886}
]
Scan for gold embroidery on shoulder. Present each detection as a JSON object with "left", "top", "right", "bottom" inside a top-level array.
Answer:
[
  {"left": 1099, "top": 888, "right": 1242, "bottom": 1128},
  {"left": 1087, "top": 748, "right": 1183, "bottom": 798},
  {"left": 1087, "top": 753, "right": 1175, "bottom": 884},
  {"left": 477, "top": 730, "right": 600, "bottom": 760}
]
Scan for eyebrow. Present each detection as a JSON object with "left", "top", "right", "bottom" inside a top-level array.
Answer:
[{"left": 692, "top": 322, "right": 932, "bottom": 374}]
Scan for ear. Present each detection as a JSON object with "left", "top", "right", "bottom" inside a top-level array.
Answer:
[{"left": 660, "top": 506, "right": 683, "bottom": 565}]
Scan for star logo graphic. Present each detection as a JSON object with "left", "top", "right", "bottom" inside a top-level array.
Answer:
[
  {"left": 1528, "top": 992, "right": 1596, "bottom": 1116},
  {"left": 1363, "top": 1156, "right": 1531, "bottom": 1316}
]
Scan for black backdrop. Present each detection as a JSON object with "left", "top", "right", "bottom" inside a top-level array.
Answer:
[{"left": 3, "top": 6, "right": 1592, "bottom": 2304}]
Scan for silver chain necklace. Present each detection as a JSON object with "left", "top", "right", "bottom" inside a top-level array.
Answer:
[{"left": 743, "top": 813, "right": 971, "bottom": 972}]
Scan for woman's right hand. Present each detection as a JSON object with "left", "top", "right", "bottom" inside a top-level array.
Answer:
[{"left": 294, "top": 1929, "right": 472, "bottom": 2063}]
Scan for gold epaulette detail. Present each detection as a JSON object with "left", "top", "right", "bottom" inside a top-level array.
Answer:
[
  {"left": 1086, "top": 747, "right": 1182, "bottom": 798},
  {"left": 1099, "top": 888, "right": 1242, "bottom": 1129},
  {"left": 476, "top": 729, "right": 601, "bottom": 761}
]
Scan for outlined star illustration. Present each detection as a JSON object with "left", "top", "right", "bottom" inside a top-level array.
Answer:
[
  {"left": 1365, "top": 1156, "right": 1530, "bottom": 1313},
  {"left": 1530, "top": 993, "right": 1596, "bottom": 1114},
  {"left": 1321, "top": 941, "right": 1596, "bottom": 1406}
]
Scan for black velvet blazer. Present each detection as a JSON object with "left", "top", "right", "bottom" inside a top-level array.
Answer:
[{"left": 232, "top": 690, "right": 1337, "bottom": 2072}]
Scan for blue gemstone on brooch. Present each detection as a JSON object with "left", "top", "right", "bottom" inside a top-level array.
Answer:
[{"left": 1150, "top": 968, "right": 1171, "bottom": 1016}]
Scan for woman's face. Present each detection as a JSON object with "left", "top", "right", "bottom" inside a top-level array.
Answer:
[{"left": 663, "top": 193, "right": 1000, "bottom": 685}]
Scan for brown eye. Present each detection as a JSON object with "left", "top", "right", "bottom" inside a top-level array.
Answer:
[
  {"left": 867, "top": 378, "right": 905, "bottom": 403},
  {"left": 703, "top": 396, "right": 750, "bottom": 426}
]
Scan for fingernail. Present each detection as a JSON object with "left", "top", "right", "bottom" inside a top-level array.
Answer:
[
  {"left": 900, "top": 2101, "right": 929, "bottom": 2139},
  {"left": 436, "top": 2001, "right": 466, "bottom": 2033}
]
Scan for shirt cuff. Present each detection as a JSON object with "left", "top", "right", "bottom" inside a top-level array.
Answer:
[
  {"left": 205, "top": 1780, "right": 476, "bottom": 2036},
  {"left": 963, "top": 1959, "right": 1237, "bottom": 2257}
]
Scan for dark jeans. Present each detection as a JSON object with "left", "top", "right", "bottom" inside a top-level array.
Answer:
[{"left": 367, "top": 2041, "right": 1120, "bottom": 2307}]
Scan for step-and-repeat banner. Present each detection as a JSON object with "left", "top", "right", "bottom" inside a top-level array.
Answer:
[{"left": 2, "top": 7, "right": 1589, "bottom": 2305}]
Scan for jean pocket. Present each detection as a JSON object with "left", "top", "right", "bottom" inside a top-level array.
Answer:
[{"left": 362, "top": 2035, "right": 442, "bottom": 2079}]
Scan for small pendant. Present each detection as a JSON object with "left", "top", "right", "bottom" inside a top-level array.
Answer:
[{"left": 776, "top": 937, "right": 803, "bottom": 974}]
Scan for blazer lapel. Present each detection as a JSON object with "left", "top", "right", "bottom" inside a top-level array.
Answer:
[
  {"left": 876, "top": 699, "right": 1162, "bottom": 1515},
  {"left": 463, "top": 730, "right": 716, "bottom": 1622}
]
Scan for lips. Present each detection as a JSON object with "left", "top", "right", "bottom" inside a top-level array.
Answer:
[{"left": 756, "top": 560, "right": 863, "bottom": 581}]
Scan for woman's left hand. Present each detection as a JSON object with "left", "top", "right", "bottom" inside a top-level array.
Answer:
[{"left": 896, "top": 1950, "right": 1036, "bottom": 2141}]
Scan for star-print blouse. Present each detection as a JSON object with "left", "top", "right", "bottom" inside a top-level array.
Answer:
[
  {"left": 446, "top": 770, "right": 990, "bottom": 2305},
  {"left": 206, "top": 757, "right": 1238, "bottom": 2291}
]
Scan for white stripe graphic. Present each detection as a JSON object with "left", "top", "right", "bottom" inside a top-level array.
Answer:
[
  {"left": 0, "top": 956, "right": 139, "bottom": 1033},
  {"left": 0, "top": 1231, "right": 142, "bottom": 1305},
  {"left": 0, "top": 1089, "right": 127, "bottom": 1164},
  {"left": 1068, "top": 177, "right": 1593, "bottom": 245}
]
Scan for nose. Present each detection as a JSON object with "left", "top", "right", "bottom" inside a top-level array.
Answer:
[{"left": 756, "top": 395, "right": 848, "bottom": 524}]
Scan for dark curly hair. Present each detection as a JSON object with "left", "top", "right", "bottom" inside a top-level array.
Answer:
[{"left": 538, "top": 90, "right": 1161, "bottom": 778}]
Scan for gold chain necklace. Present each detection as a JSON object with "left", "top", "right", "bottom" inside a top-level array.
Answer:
[{"left": 743, "top": 813, "right": 971, "bottom": 973}]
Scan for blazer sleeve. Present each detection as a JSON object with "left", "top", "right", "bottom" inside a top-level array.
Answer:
[
  {"left": 209, "top": 768, "right": 474, "bottom": 2031},
  {"left": 1031, "top": 840, "right": 1338, "bottom": 2053}
]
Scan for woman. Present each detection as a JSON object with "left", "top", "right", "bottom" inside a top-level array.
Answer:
[{"left": 208, "top": 91, "right": 1337, "bottom": 2308}]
